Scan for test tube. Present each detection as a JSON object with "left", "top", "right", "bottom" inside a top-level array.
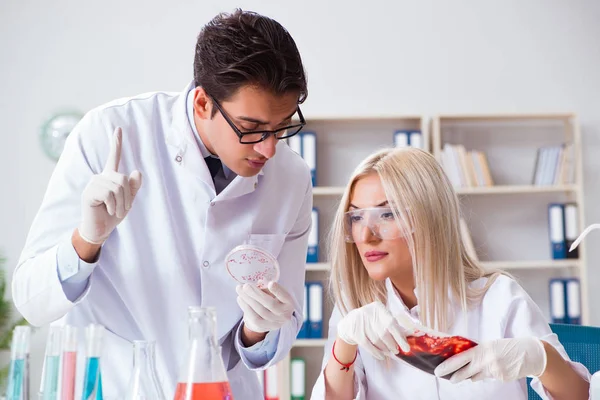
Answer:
[
  {"left": 5, "top": 325, "right": 31, "bottom": 400},
  {"left": 60, "top": 325, "right": 78, "bottom": 400},
  {"left": 82, "top": 324, "right": 104, "bottom": 400},
  {"left": 39, "top": 326, "right": 62, "bottom": 400}
]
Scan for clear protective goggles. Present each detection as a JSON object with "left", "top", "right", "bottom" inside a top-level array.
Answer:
[{"left": 343, "top": 207, "right": 413, "bottom": 243}]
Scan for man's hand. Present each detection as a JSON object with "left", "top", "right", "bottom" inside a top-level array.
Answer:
[
  {"left": 236, "top": 281, "right": 295, "bottom": 336},
  {"left": 77, "top": 127, "right": 143, "bottom": 246}
]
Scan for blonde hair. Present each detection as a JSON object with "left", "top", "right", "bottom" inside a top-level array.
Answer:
[{"left": 328, "top": 147, "right": 504, "bottom": 332}]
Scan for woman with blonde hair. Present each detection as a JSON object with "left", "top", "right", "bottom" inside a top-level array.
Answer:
[{"left": 310, "top": 147, "right": 590, "bottom": 399}]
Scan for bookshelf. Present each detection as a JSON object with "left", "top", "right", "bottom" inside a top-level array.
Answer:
[
  {"left": 271, "top": 113, "right": 588, "bottom": 400},
  {"left": 431, "top": 113, "right": 588, "bottom": 327}
]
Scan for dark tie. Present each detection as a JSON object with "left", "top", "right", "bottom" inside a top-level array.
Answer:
[{"left": 205, "top": 156, "right": 222, "bottom": 179}]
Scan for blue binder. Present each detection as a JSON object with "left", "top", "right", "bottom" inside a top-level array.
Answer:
[
  {"left": 301, "top": 131, "right": 317, "bottom": 187},
  {"left": 307, "top": 282, "right": 323, "bottom": 338},
  {"left": 394, "top": 130, "right": 410, "bottom": 148},
  {"left": 549, "top": 278, "right": 567, "bottom": 324},
  {"left": 565, "top": 278, "right": 582, "bottom": 325},
  {"left": 297, "top": 284, "right": 309, "bottom": 339},
  {"left": 409, "top": 131, "right": 423, "bottom": 149},
  {"left": 306, "top": 208, "right": 319, "bottom": 263},
  {"left": 548, "top": 203, "right": 567, "bottom": 259}
]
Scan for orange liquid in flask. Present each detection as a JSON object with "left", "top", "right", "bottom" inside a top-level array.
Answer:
[{"left": 173, "top": 381, "right": 234, "bottom": 400}]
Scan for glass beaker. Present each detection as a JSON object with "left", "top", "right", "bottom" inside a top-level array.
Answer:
[
  {"left": 173, "top": 307, "right": 234, "bottom": 400},
  {"left": 124, "top": 340, "right": 167, "bottom": 400}
]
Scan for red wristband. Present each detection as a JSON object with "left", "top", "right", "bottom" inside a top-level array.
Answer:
[{"left": 332, "top": 340, "right": 358, "bottom": 372}]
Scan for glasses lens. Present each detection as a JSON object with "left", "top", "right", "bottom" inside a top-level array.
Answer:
[
  {"left": 277, "top": 125, "right": 303, "bottom": 139},
  {"left": 344, "top": 208, "right": 409, "bottom": 243},
  {"left": 239, "top": 132, "right": 266, "bottom": 144}
]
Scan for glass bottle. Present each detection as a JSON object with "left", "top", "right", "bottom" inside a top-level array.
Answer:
[
  {"left": 124, "top": 340, "right": 167, "bottom": 400},
  {"left": 173, "top": 307, "right": 234, "bottom": 400},
  {"left": 39, "top": 326, "right": 62, "bottom": 400}
]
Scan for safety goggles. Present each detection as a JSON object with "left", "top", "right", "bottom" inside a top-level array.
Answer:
[{"left": 343, "top": 207, "right": 413, "bottom": 243}]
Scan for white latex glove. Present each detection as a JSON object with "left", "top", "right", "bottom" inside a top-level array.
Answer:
[
  {"left": 235, "top": 281, "right": 295, "bottom": 333},
  {"left": 78, "top": 127, "right": 143, "bottom": 245},
  {"left": 337, "top": 302, "right": 410, "bottom": 361},
  {"left": 434, "top": 337, "right": 547, "bottom": 383}
]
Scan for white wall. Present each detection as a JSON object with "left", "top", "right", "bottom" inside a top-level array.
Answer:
[{"left": 2, "top": 0, "right": 600, "bottom": 394}]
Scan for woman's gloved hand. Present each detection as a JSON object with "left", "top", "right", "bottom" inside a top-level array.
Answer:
[
  {"left": 434, "top": 337, "right": 548, "bottom": 383},
  {"left": 336, "top": 301, "right": 410, "bottom": 360}
]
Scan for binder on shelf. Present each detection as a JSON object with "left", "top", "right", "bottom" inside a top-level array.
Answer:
[
  {"left": 393, "top": 130, "right": 423, "bottom": 149},
  {"left": 549, "top": 279, "right": 566, "bottom": 324},
  {"left": 548, "top": 203, "right": 566, "bottom": 259},
  {"left": 307, "top": 208, "right": 319, "bottom": 263},
  {"left": 564, "top": 203, "right": 580, "bottom": 259},
  {"left": 290, "top": 358, "right": 306, "bottom": 400},
  {"left": 287, "top": 134, "right": 302, "bottom": 156},
  {"left": 301, "top": 131, "right": 317, "bottom": 187},
  {"left": 264, "top": 364, "right": 280, "bottom": 400},
  {"left": 565, "top": 278, "right": 582, "bottom": 325},
  {"left": 409, "top": 131, "right": 423, "bottom": 149},
  {"left": 308, "top": 282, "right": 323, "bottom": 338},
  {"left": 297, "top": 284, "right": 309, "bottom": 339},
  {"left": 394, "top": 131, "right": 409, "bottom": 148}
]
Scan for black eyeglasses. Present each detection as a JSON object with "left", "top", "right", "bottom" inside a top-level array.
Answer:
[{"left": 210, "top": 96, "right": 306, "bottom": 144}]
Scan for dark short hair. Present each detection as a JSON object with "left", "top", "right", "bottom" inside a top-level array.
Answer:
[{"left": 194, "top": 9, "right": 308, "bottom": 116}]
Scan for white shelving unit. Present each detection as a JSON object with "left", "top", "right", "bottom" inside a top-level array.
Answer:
[{"left": 431, "top": 113, "right": 588, "bottom": 325}]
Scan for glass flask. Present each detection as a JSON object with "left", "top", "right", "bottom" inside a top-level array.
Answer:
[
  {"left": 173, "top": 307, "right": 234, "bottom": 400},
  {"left": 124, "top": 340, "right": 167, "bottom": 400}
]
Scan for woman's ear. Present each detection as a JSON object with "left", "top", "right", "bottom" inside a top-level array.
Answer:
[{"left": 193, "top": 87, "right": 212, "bottom": 121}]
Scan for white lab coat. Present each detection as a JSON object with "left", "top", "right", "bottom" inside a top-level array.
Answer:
[
  {"left": 12, "top": 82, "right": 313, "bottom": 399},
  {"left": 311, "top": 275, "right": 591, "bottom": 400}
]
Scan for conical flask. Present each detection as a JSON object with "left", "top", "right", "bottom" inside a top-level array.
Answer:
[
  {"left": 124, "top": 340, "right": 167, "bottom": 400},
  {"left": 173, "top": 307, "right": 234, "bottom": 400}
]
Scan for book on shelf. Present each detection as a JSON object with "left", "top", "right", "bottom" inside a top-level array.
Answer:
[
  {"left": 532, "top": 143, "right": 575, "bottom": 186},
  {"left": 440, "top": 143, "right": 494, "bottom": 188}
]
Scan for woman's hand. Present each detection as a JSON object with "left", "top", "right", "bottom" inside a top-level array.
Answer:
[
  {"left": 434, "top": 337, "right": 547, "bottom": 383},
  {"left": 337, "top": 302, "right": 410, "bottom": 360}
]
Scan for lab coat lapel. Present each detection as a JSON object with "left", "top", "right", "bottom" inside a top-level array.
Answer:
[
  {"left": 217, "top": 169, "right": 264, "bottom": 201},
  {"left": 165, "top": 82, "right": 215, "bottom": 189}
]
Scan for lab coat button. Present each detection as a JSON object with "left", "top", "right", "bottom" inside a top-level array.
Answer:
[{"left": 203, "top": 261, "right": 210, "bottom": 268}]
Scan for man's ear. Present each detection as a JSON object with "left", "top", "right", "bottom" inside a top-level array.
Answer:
[{"left": 193, "top": 87, "right": 212, "bottom": 121}]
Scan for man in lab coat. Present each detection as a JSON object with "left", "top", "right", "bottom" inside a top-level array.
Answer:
[{"left": 12, "top": 9, "right": 312, "bottom": 399}]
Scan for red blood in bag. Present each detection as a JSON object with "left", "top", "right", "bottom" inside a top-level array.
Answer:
[{"left": 396, "top": 334, "right": 478, "bottom": 379}]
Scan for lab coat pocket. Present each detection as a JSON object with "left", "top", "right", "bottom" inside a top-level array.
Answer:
[{"left": 246, "top": 233, "right": 287, "bottom": 258}]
